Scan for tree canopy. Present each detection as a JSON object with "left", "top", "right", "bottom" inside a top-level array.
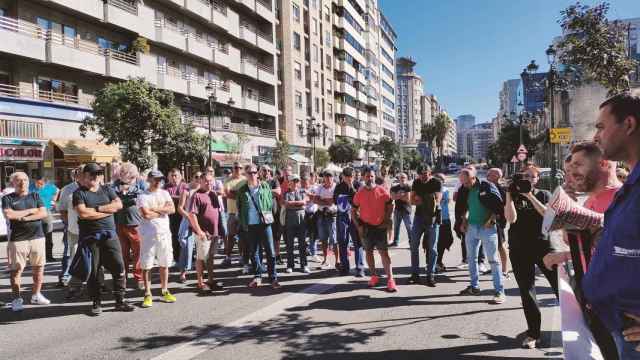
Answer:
[
  {"left": 328, "top": 137, "right": 358, "bottom": 165},
  {"left": 486, "top": 123, "right": 538, "bottom": 167}
]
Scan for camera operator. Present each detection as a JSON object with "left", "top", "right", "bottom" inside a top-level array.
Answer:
[{"left": 504, "top": 165, "right": 558, "bottom": 349}]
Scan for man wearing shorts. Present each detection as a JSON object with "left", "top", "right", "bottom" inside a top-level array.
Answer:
[
  {"left": 3, "top": 171, "right": 50, "bottom": 311},
  {"left": 312, "top": 170, "right": 339, "bottom": 270},
  {"left": 352, "top": 167, "right": 397, "bottom": 292},
  {"left": 137, "top": 170, "right": 177, "bottom": 308},
  {"left": 222, "top": 162, "right": 247, "bottom": 270},
  {"left": 188, "top": 173, "right": 224, "bottom": 292}
]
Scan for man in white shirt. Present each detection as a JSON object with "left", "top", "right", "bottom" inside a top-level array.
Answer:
[
  {"left": 57, "top": 167, "right": 82, "bottom": 289},
  {"left": 312, "top": 170, "right": 339, "bottom": 269},
  {"left": 137, "top": 170, "right": 176, "bottom": 308}
]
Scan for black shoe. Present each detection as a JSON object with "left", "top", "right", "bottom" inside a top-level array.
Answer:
[
  {"left": 57, "top": 279, "right": 68, "bottom": 287},
  {"left": 91, "top": 300, "right": 102, "bottom": 315},
  {"left": 208, "top": 281, "right": 225, "bottom": 292},
  {"left": 355, "top": 269, "right": 365, "bottom": 278},
  {"left": 66, "top": 288, "right": 80, "bottom": 300},
  {"left": 459, "top": 286, "right": 481, "bottom": 296},
  {"left": 407, "top": 274, "right": 420, "bottom": 284},
  {"left": 114, "top": 300, "right": 135, "bottom": 312},
  {"left": 46, "top": 257, "right": 58, "bottom": 263},
  {"left": 276, "top": 256, "right": 284, "bottom": 265},
  {"left": 426, "top": 276, "right": 436, "bottom": 287},
  {"left": 99, "top": 285, "right": 110, "bottom": 295}
]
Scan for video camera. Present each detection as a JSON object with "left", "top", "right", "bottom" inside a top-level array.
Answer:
[{"left": 508, "top": 173, "right": 532, "bottom": 195}]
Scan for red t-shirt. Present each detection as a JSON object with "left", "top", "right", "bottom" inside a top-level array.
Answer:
[
  {"left": 584, "top": 185, "right": 621, "bottom": 214},
  {"left": 353, "top": 185, "right": 391, "bottom": 226}
]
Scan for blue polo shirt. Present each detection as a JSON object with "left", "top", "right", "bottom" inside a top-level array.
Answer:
[
  {"left": 30, "top": 182, "right": 58, "bottom": 210},
  {"left": 583, "top": 164, "right": 640, "bottom": 332}
]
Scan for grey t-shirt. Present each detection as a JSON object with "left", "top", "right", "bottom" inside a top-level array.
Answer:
[
  {"left": 113, "top": 181, "right": 143, "bottom": 226},
  {"left": 2, "top": 192, "right": 45, "bottom": 242}
]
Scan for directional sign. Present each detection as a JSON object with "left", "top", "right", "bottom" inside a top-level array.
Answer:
[
  {"left": 517, "top": 145, "right": 528, "bottom": 154},
  {"left": 550, "top": 128, "right": 572, "bottom": 144}
]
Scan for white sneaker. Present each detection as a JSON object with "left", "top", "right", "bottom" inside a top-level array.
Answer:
[
  {"left": 478, "top": 263, "right": 489, "bottom": 273},
  {"left": 456, "top": 262, "right": 469, "bottom": 270},
  {"left": 11, "top": 297, "right": 24, "bottom": 312},
  {"left": 311, "top": 255, "right": 321, "bottom": 263},
  {"left": 31, "top": 293, "right": 51, "bottom": 305},
  {"left": 285, "top": 268, "right": 293, "bottom": 273},
  {"left": 242, "top": 264, "right": 250, "bottom": 275},
  {"left": 302, "top": 266, "right": 311, "bottom": 274}
]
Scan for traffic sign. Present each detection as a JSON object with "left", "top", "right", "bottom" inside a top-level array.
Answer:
[
  {"left": 550, "top": 128, "right": 572, "bottom": 144},
  {"left": 511, "top": 156, "right": 518, "bottom": 163},
  {"left": 517, "top": 145, "right": 528, "bottom": 154}
]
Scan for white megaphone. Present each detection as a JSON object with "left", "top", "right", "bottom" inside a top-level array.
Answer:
[{"left": 542, "top": 186, "right": 604, "bottom": 235}]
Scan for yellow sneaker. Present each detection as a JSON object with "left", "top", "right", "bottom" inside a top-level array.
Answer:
[
  {"left": 142, "top": 295, "right": 153, "bottom": 308},
  {"left": 161, "top": 291, "right": 176, "bottom": 303}
]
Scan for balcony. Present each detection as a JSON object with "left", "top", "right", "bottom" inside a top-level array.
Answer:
[
  {"left": 227, "top": 46, "right": 242, "bottom": 73},
  {"left": 0, "top": 83, "right": 82, "bottom": 107},
  {"left": 46, "top": 32, "right": 105, "bottom": 75},
  {"left": 337, "top": 102, "right": 358, "bottom": 119},
  {"left": 257, "top": 29, "right": 275, "bottom": 53},
  {"left": 255, "top": 0, "right": 274, "bottom": 22},
  {"left": 0, "top": 16, "right": 46, "bottom": 61},
  {"left": 47, "top": 0, "right": 103, "bottom": 20},
  {"left": 157, "top": 66, "right": 188, "bottom": 95},
  {"left": 239, "top": 23, "right": 257, "bottom": 46},
  {"left": 258, "top": 95, "right": 277, "bottom": 117},
  {"left": 241, "top": 58, "right": 258, "bottom": 79},
  {"left": 338, "top": 80, "right": 357, "bottom": 98},
  {"left": 236, "top": 0, "right": 256, "bottom": 12},
  {"left": 242, "top": 92, "right": 260, "bottom": 113},
  {"left": 184, "top": 0, "right": 213, "bottom": 22},
  {"left": 0, "top": 119, "right": 44, "bottom": 139},
  {"left": 105, "top": 49, "right": 142, "bottom": 79},
  {"left": 213, "top": 44, "right": 231, "bottom": 68},
  {"left": 212, "top": 1, "right": 229, "bottom": 30},
  {"left": 257, "top": 63, "right": 275, "bottom": 84},
  {"left": 154, "top": 20, "right": 186, "bottom": 52},
  {"left": 104, "top": 0, "right": 140, "bottom": 33},
  {"left": 185, "top": 114, "right": 277, "bottom": 138},
  {"left": 186, "top": 34, "right": 213, "bottom": 61}
]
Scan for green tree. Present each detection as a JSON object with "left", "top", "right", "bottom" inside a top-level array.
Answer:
[
  {"left": 161, "top": 123, "right": 208, "bottom": 170},
  {"left": 81, "top": 78, "right": 182, "bottom": 170},
  {"left": 271, "top": 130, "right": 290, "bottom": 170},
  {"left": 371, "top": 137, "right": 399, "bottom": 165},
  {"left": 557, "top": 1, "right": 638, "bottom": 95},
  {"left": 328, "top": 137, "right": 358, "bottom": 165},
  {"left": 420, "top": 123, "right": 437, "bottom": 164},
  {"left": 315, "top": 148, "right": 330, "bottom": 169},
  {"left": 487, "top": 123, "right": 537, "bottom": 167},
  {"left": 433, "top": 113, "right": 452, "bottom": 166}
]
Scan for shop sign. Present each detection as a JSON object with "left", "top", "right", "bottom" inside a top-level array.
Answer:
[{"left": 0, "top": 145, "right": 44, "bottom": 161}]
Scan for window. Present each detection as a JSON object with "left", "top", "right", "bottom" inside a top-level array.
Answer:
[
  {"left": 325, "top": 54, "right": 331, "bottom": 69},
  {"left": 292, "top": 3, "right": 300, "bottom": 23},
  {"left": 342, "top": 32, "right": 365, "bottom": 55},
  {"left": 324, "top": 30, "right": 331, "bottom": 47},
  {"left": 381, "top": 63, "right": 394, "bottom": 79},
  {"left": 382, "top": 80, "right": 394, "bottom": 95},
  {"left": 293, "top": 32, "right": 301, "bottom": 51},
  {"left": 315, "top": 97, "right": 320, "bottom": 113},
  {"left": 313, "top": 71, "right": 319, "bottom": 87},
  {"left": 311, "top": 0, "right": 318, "bottom": 8},
  {"left": 0, "top": 8, "right": 5, "bottom": 17},
  {"left": 294, "top": 61, "right": 302, "bottom": 80},
  {"left": 381, "top": 47, "right": 393, "bottom": 64},
  {"left": 297, "top": 119, "right": 304, "bottom": 137},
  {"left": 383, "top": 96, "right": 395, "bottom": 110},
  {"left": 327, "top": 103, "right": 333, "bottom": 118},
  {"left": 313, "top": 18, "right": 318, "bottom": 35},
  {"left": 324, "top": 5, "right": 330, "bottom": 21},
  {"left": 312, "top": 44, "right": 318, "bottom": 62},
  {"left": 37, "top": 77, "right": 78, "bottom": 102},
  {"left": 295, "top": 91, "right": 303, "bottom": 109},
  {"left": 327, "top": 79, "right": 332, "bottom": 92}
]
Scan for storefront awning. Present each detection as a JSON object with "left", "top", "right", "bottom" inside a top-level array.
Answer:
[
  {"left": 288, "top": 153, "right": 311, "bottom": 164},
  {"left": 51, "top": 139, "right": 121, "bottom": 163}
]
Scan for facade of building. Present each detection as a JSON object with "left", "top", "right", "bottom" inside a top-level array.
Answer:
[
  {"left": 395, "top": 56, "right": 422, "bottom": 144},
  {"left": 0, "top": 0, "right": 279, "bottom": 186},
  {"left": 455, "top": 114, "right": 475, "bottom": 158},
  {"left": 421, "top": 94, "right": 456, "bottom": 156},
  {"left": 275, "top": 0, "right": 335, "bottom": 166}
]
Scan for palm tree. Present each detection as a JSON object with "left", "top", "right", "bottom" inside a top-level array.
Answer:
[
  {"left": 420, "top": 123, "right": 437, "bottom": 165},
  {"left": 433, "top": 113, "right": 452, "bottom": 167}
]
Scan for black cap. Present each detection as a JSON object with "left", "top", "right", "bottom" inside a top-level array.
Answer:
[
  {"left": 342, "top": 167, "right": 353, "bottom": 177},
  {"left": 82, "top": 163, "right": 104, "bottom": 174}
]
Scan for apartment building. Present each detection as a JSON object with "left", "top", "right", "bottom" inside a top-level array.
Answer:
[
  {"left": 0, "top": 0, "right": 278, "bottom": 186},
  {"left": 395, "top": 56, "right": 422, "bottom": 144},
  {"left": 275, "top": 0, "right": 334, "bottom": 167}
]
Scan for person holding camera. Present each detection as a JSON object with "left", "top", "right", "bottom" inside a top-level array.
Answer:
[
  {"left": 505, "top": 165, "right": 558, "bottom": 349},
  {"left": 456, "top": 167, "right": 505, "bottom": 304}
]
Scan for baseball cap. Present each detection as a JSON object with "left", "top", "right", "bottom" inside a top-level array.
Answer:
[
  {"left": 82, "top": 163, "right": 104, "bottom": 174},
  {"left": 289, "top": 174, "right": 300, "bottom": 182},
  {"left": 321, "top": 169, "right": 333, "bottom": 177},
  {"left": 148, "top": 169, "right": 164, "bottom": 179}
]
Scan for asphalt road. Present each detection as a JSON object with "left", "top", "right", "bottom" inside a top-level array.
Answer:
[{"left": 0, "top": 177, "right": 563, "bottom": 360}]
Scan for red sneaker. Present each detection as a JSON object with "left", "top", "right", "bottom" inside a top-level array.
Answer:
[
  {"left": 386, "top": 278, "right": 398, "bottom": 293},
  {"left": 368, "top": 274, "right": 380, "bottom": 288}
]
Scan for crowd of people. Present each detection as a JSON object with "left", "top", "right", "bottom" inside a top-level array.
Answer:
[{"left": 2, "top": 91, "right": 639, "bottom": 358}]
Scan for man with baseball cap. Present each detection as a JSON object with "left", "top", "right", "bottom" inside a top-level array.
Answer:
[
  {"left": 72, "top": 163, "right": 134, "bottom": 314},
  {"left": 137, "top": 170, "right": 177, "bottom": 308}
]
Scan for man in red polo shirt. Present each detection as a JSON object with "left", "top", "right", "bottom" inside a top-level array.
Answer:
[{"left": 352, "top": 167, "right": 397, "bottom": 292}]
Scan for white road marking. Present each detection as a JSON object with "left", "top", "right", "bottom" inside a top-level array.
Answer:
[{"left": 151, "top": 278, "right": 349, "bottom": 360}]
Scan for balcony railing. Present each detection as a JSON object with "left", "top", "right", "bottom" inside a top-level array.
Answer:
[
  {"left": 256, "top": 0, "right": 272, "bottom": 11},
  {"left": 184, "top": 114, "right": 276, "bottom": 137},
  {"left": 218, "top": 43, "right": 229, "bottom": 54},
  {"left": 108, "top": 0, "right": 138, "bottom": 15},
  {"left": 104, "top": 48, "right": 138, "bottom": 65},
  {"left": 257, "top": 62, "right": 274, "bottom": 74},
  {"left": 212, "top": 0, "right": 227, "bottom": 15},
  {"left": 257, "top": 29, "right": 273, "bottom": 43},
  {"left": 259, "top": 95, "right": 275, "bottom": 105},
  {"left": 0, "top": 15, "right": 44, "bottom": 39},
  {"left": 0, "top": 119, "right": 44, "bottom": 139},
  {"left": 48, "top": 31, "right": 102, "bottom": 55},
  {"left": 0, "top": 83, "right": 81, "bottom": 106}
]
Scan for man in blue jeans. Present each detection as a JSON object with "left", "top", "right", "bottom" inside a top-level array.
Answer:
[
  {"left": 334, "top": 168, "right": 364, "bottom": 277},
  {"left": 409, "top": 165, "right": 442, "bottom": 287},
  {"left": 456, "top": 167, "right": 505, "bottom": 304},
  {"left": 390, "top": 173, "right": 412, "bottom": 247}
]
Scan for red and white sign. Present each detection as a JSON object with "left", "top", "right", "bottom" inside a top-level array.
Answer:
[
  {"left": 517, "top": 145, "right": 528, "bottom": 154},
  {"left": 0, "top": 146, "right": 44, "bottom": 161}
]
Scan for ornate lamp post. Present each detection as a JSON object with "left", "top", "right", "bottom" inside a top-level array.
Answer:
[
  {"left": 205, "top": 82, "right": 217, "bottom": 166},
  {"left": 307, "top": 117, "right": 321, "bottom": 169}
]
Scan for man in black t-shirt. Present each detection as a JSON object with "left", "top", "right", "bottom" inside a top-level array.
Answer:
[
  {"left": 73, "top": 163, "right": 134, "bottom": 315},
  {"left": 409, "top": 165, "right": 442, "bottom": 286},
  {"left": 2, "top": 171, "right": 50, "bottom": 311},
  {"left": 390, "top": 172, "right": 412, "bottom": 247}
]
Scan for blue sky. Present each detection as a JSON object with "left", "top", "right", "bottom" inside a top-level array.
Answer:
[{"left": 379, "top": 0, "right": 639, "bottom": 123}]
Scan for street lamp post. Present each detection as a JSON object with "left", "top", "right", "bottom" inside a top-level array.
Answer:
[
  {"left": 546, "top": 45, "right": 559, "bottom": 189},
  {"left": 205, "top": 82, "right": 217, "bottom": 166},
  {"left": 307, "top": 118, "right": 321, "bottom": 170}
]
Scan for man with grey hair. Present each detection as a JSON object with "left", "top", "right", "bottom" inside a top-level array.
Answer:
[{"left": 3, "top": 171, "right": 50, "bottom": 311}]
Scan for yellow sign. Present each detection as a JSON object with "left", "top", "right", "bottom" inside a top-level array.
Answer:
[
  {"left": 550, "top": 128, "right": 572, "bottom": 144},
  {"left": 43, "top": 161, "right": 52, "bottom": 168}
]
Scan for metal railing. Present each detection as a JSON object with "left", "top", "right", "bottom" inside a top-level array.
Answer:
[
  {"left": 0, "top": 119, "right": 44, "bottom": 139},
  {"left": 0, "top": 83, "right": 81, "bottom": 106},
  {"left": 47, "top": 31, "right": 102, "bottom": 55},
  {"left": 217, "top": 43, "right": 229, "bottom": 54},
  {"left": 212, "top": 0, "right": 227, "bottom": 15},
  {"left": 38, "top": 89, "right": 79, "bottom": 104},
  {"left": 0, "top": 83, "right": 20, "bottom": 98},
  {"left": 108, "top": 0, "right": 138, "bottom": 15},
  {"left": 104, "top": 48, "right": 138, "bottom": 65},
  {"left": 256, "top": 29, "right": 273, "bottom": 43},
  {"left": 257, "top": 62, "right": 274, "bottom": 74},
  {"left": 259, "top": 95, "right": 275, "bottom": 105},
  {"left": 256, "top": 0, "right": 272, "bottom": 11},
  {"left": 0, "top": 15, "right": 45, "bottom": 39},
  {"left": 184, "top": 114, "right": 276, "bottom": 137}
]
